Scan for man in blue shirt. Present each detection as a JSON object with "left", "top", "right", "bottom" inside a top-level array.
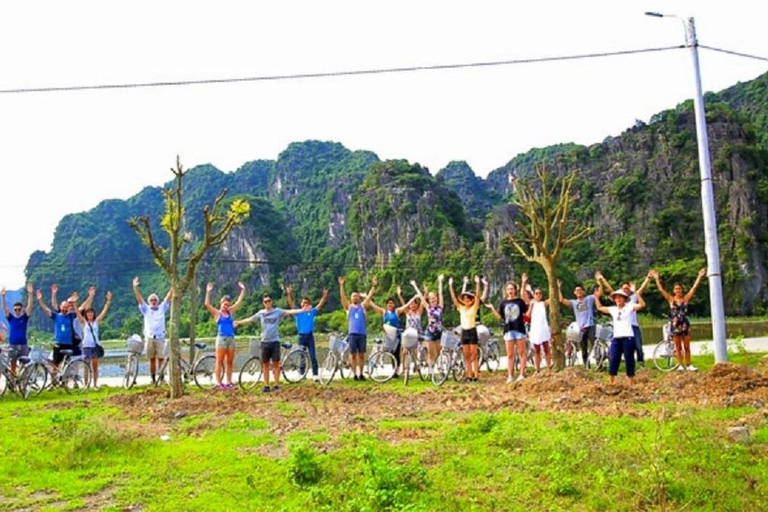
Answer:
[
  {"left": 286, "top": 286, "right": 329, "bottom": 381},
  {"left": 36, "top": 287, "right": 80, "bottom": 368},
  {"left": 1, "top": 283, "right": 34, "bottom": 374}
]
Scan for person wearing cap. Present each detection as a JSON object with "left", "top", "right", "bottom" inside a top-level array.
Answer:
[
  {"left": 486, "top": 273, "right": 530, "bottom": 383},
  {"left": 234, "top": 293, "right": 304, "bottom": 393},
  {"left": 204, "top": 281, "right": 246, "bottom": 389},
  {"left": 1, "top": 282, "right": 34, "bottom": 374},
  {"left": 286, "top": 285, "right": 330, "bottom": 381},
  {"left": 448, "top": 275, "right": 487, "bottom": 382},
  {"left": 132, "top": 276, "right": 172, "bottom": 385},
  {"left": 338, "top": 275, "right": 378, "bottom": 381},
  {"left": 595, "top": 271, "right": 650, "bottom": 367},
  {"left": 594, "top": 287, "right": 646, "bottom": 384}
]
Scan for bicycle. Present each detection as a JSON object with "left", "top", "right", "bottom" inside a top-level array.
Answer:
[
  {"left": 155, "top": 340, "right": 216, "bottom": 390},
  {"left": 123, "top": 334, "right": 143, "bottom": 390},
  {"left": 401, "top": 329, "right": 429, "bottom": 385},
  {"left": 238, "top": 338, "right": 312, "bottom": 390},
  {"left": 564, "top": 322, "right": 582, "bottom": 367},
  {"left": 367, "top": 330, "right": 398, "bottom": 383},
  {"left": 478, "top": 330, "right": 500, "bottom": 373},
  {"left": 591, "top": 323, "right": 613, "bottom": 371},
  {"left": 653, "top": 324, "right": 679, "bottom": 371},
  {"left": 431, "top": 330, "right": 465, "bottom": 386},
  {"left": 21, "top": 343, "right": 91, "bottom": 394},
  {"left": 0, "top": 346, "right": 47, "bottom": 399},
  {"left": 318, "top": 334, "right": 353, "bottom": 387}
]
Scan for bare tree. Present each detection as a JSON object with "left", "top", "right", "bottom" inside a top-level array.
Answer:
[
  {"left": 129, "top": 157, "right": 250, "bottom": 397},
  {"left": 506, "top": 162, "right": 591, "bottom": 370}
]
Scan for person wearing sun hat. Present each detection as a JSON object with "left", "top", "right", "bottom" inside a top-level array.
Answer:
[
  {"left": 594, "top": 286, "right": 646, "bottom": 384},
  {"left": 448, "top": 275, "right": 487, "bottom": 382}
]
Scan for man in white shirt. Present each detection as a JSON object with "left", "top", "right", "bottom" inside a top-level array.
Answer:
[{"left": 133, "top": 276, "right": 172, "bottom": 385}]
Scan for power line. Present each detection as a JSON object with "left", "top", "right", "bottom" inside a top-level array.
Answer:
[
  {"left": 700, "top": 45, "right": 768, "bottom": 63},
  {"left": 0, "top": 45, "right": 685, "bottom": 95}
]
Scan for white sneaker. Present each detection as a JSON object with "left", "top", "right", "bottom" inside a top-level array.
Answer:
[
  {"left": 506, "top": 375, "right": 513, "bottom": 384},
  {"left": 677, "top": 365, "right": 686, "bottom": 371},
  {"left": 516, "top": 374, "right": 525, "bottom": 383},
  {"left": 687, "top": 365, "right": 698, "bottom": 372}
]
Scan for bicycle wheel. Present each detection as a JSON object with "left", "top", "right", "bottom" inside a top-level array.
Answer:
[
  {"left": 486, "top": 343, "right": 500, "bottom": 372},
  {"left": 20, "top": 363, "right": 48, "bottom": 398},
  {"left": 452, "top": 352, "right": 466, "bottom": 382},
  {"left": 238, "top": 356, "right": 263, "bottom": 390},
  {"left": 594, "top": 343, "right": 608, "bottom": 371},
  {"left": 403, "top": 351, "right": 412, "bottom": 386},
  {"left": 417, "top": 347, "right": 430, "bottom": 381},
  {"left": 0, "top": 370, "right": 7, "bottom": 396},
  {"left": 154, "top": 359, "right": 168, "bottom": 387},
  {"left": 431, "top": 352, "right": 450, "bottom": 386},
  {"left": 123, "top": 354, "right": 139, "bottom": 389},
  {"left": 477, "top": 346, "right": 486, "bottom": 372},
  {"left": 339, "top": 351, "right": 353, "bottom": 380},
  {"left": 193, "top": 355, "right": 217, "bottom": 389},
  {"left": 63, "top": 359, "right": 91, "bottom": 394},
  {"left": 565, "top": 342, "right": 577, "bottom": 367},
  {"left": 282, "top": 350, "right": 310, "bottom": 383},
  {"left": 319, "top": 353, "right": 338, "bottom": 387},
  {"left": 653, "top": 340, "right": 678, "bottom": 371},
  {"left": 368, "top": 351, "right": 396, "bottom": 383}
]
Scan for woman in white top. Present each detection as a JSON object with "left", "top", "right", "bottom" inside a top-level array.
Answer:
[
  {"left": 595, "top": 288, "right": 645, "bottom": 384},
  {"left": 74, "top": 290, "right": 112, "bottom": 390},
  {"left": 528, "top": 288, "right": 552, "bottom": 373}
]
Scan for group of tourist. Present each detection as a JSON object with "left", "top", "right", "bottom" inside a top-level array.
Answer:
[{"left": 0, "top": 266, "right": 707, "bottom": 392}]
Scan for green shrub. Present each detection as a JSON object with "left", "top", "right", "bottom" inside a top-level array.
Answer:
[{"left": 287, "top": 442, "right": 323, "bottom": 486}]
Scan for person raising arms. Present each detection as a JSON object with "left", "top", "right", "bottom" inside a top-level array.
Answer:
[
  {"left": 650, "top": 268, "right": 706, "bottom": 372},
  {"left": 528, "top": 287, "right": 553, "bottom": 373},
  {"left": 558, "top": 280, "right": 597, "bottom": 368},
  {"left": 594, "top": 287, "right": 646, "bottom": 385},
  {"left": 204, "top": 281, "right": 246, "bottom": 389},
  {"left": 132, "top": 277, "right": 173, "bottom": 385},
  {"left": 74, "top": 290, "right": 112, "bottom": 389},
  {"left": 411, "top": 275, "right": 444, "bottom": 372},
  {"left": 339, "top": 275, "right": 377, "bottom": 381},
  {"left": 486, "top": 274, "right": 530, "bottom": 383},
  {"left": 1, "top": 283, "right": 34, "bottom": 375},
  {"left": 286, "top": 285, "right": 330, "bottom": 381},
  {"left": 448, "top": 275, "right": 486, "bottom": 382},
  {"left": 369, "top": 287, "right": 409, "bottom": 375},
  {"left": 595, "top": 271, "right": 650, "bottom": 367}
]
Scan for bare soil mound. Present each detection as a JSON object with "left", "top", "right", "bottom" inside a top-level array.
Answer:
[{"left": 105, "top": 363, "right": 768, "bottom": 440}]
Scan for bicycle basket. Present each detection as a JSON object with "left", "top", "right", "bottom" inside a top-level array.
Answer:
[
  {"left": 596, "top": 323, "right": 613, "bottom": 342},
  {"left": 402, "top": 328, "right": 419, "bottom": 349},
  {"left": 249, "top": 339, "right": 260, "bottom": 357},
  {"left": 328, "top": 335, "right": 348, "bottom": 354},
  {"left": 441, "top": 331, "right": 460, "bottom": 351},
  {"left": 127, "top": 335, "right": 144, "bottom": 355},
  {"left": 477, "top": 325, "right": 490, "bottom": 345},
  {"left": 29, "top": 346, "right": 49, "bottom": 363},
  {"left": 566, "top": 322, "right": 581, "bottom": 343}
]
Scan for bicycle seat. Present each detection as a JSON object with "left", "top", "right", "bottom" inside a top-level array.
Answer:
[
  {"left": 17, "top": 356, "right": 31, "bottom": 365},
  {"left": 194, "top": 342, "right": 207, "bottom": 350},
  {"left": 373, "top": 338, "right": 383, "bottom": 344},
  {"left": 59, "top": 349, "right": 74, "bottom": 357},
  {"left": 281, "top": 342, "right": 293, "bottom": 350}
]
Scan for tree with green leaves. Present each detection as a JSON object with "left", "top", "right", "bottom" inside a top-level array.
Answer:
[
  {"left": 506, "top": 162, "right": 591, "bottom": 370},
  {"left": 128, "top": 157, "right": 250, "bottom": 397}
]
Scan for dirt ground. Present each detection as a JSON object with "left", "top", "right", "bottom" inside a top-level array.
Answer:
[{"left": 105, "top": 360, "right": 768, "bottom": 442}]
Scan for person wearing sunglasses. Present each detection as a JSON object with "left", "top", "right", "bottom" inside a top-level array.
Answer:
[
  {"left": 1, "top": 283, "right": 34, "bottom": 374},
  {"left": 594, "top": 287, "right": 645, "bottom": 384}
]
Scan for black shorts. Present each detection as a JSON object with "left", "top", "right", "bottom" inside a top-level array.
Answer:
[
  {"left": 461, "top": 327, "right": 479, "bottom": 345},
  {"left": 52, "top": 345, "right": 81, "bottom": 365},
  {"left": 260, "top": 341, "right": 281, "bottom": 363}
]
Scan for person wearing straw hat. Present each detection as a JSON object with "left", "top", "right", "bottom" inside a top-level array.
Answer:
[
  {"left": 594, "top": 287, "right": 646, "bottom": 384},
  {"left": 448, "top": 275, "right": 487, "bottom": 382}
]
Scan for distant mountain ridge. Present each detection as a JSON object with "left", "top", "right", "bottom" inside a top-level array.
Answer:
[{"left": 24, "top": 71, "right": 768, "bottom": 337}]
